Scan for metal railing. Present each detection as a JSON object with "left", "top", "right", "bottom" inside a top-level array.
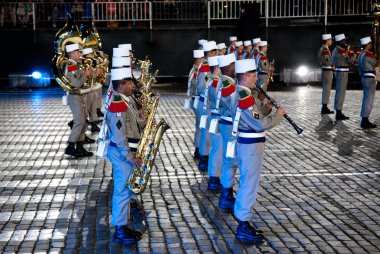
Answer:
[{"left": 0, "top": 0, "right": 376, "bottom": 30}]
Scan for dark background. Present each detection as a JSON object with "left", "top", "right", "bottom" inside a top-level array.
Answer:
[{"left": 0, "top": 24, "right": 369, "bottom": 81}]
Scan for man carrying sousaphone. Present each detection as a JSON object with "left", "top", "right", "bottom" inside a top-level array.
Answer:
[{"left": 64, "top": 42, "right": 94, "bottom": 157}]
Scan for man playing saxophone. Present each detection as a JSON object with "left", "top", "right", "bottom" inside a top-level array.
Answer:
[
  {"left": 106, "top": 67, "right": 145, "bottom": 244},
  {"left": 64, "top": 42, "right": 94, "bottom": 157}
]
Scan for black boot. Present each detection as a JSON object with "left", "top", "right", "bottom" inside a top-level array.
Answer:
[
  {"left": 219, "top": 187, "right": 235, "bottom": 209},
  {"left": 97, "top": 108, "right": 104, "bottom": 117},
  {"left": 236, "top": 221, "right": 264, "bottom": 241},
  {"left": 208, "top": 176, "right": 222, "bottom": 191},
  {"left": 130, "top": 199, "right": 141, "bottom": 213},
  {"left": 84, "top": 135, "right": 95, "bottom": 144},
  {"left": 361, "top": 117, "right": 377, "bottom": 129},
  {"left": 76, "top": 142, "right": 93, "bottom": 157},
  {"left": 65, "top": 142, "right": 81, "bottom": 157},
  {"left": 68, "top": 120, "right": 74, "bottom": 130},
  {"left": 321, "top": 104, "right": 333, "bottom": 114},
  {"left": 336, "top": 110, "right": 349, "bottom": 120},
  {"left": 91, "top": 122, "right": 100, "bottom": 133},
  {"left": 113, "top": 225, "right": 141, "bottom": 244},
  {"left": 198, "top": 156, "right": 208, "bottom": 171},
  {"left": 193, "top": 147, "right": 200, "bottom": 160}
]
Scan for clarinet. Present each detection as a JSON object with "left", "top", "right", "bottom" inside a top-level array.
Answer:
[{"left": 255, "top": 86, "right": 303, "bottom": 135}]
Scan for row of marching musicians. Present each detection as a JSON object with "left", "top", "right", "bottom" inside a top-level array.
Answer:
[
  {"left": 63, "top": 42, "right": 145, "bottom": 244},
  {"left": 184, "top": 38, "right": 286, "bottom": 242}
]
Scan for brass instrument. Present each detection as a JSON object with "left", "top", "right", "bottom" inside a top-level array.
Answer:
[
  {"left": 268, "top": 60, "right": 275, "bottom": 82},
  {"left": 126, "top": 59, "right": 170, "bottom": 194}
]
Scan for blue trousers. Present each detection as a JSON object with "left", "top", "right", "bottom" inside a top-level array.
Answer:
[{"left": 220, "top": 123, "right": 238, "bottom": 188}]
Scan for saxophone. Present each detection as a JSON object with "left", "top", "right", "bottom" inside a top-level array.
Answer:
[{"left": 126, "top": 59, "right": 170, "bottom": 194}]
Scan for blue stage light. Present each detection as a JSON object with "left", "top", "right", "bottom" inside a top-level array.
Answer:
[{"left": 31, "top": 71, "right": 42, "bottom": 79}]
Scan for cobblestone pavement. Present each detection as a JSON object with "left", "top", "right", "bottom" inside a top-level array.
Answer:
[{"left": 0, "top": 85, "right": 379, "bottom": 254}]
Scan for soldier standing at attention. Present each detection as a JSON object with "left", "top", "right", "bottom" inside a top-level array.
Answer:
[
  {"left": 106, "top": 67, "right": 144, "bottom": 244},
  {"left": 228, "top": 36, "right": 237, "bottom": 54},
  {"left": 256, "top": 41, "right": 270, "bottom": 92},
  {"left": 231, "top": 59, "right": 285, "bottom": 241},
  {"left": 357, "top": 36, "right": 378, "bottom": 129},
  {"left": 332, "top": 33, "right": 355, "bottom": 120},
  {"left": 318, "top": 34, "right": 335, "bottom": 114},
  {"left": 64, "top": 42, "right": 94, "bottom": 157}
]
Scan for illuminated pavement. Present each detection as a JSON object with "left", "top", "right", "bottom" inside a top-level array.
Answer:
[{"left": 0, "top": 85, "right": 379, "bottom": 253}]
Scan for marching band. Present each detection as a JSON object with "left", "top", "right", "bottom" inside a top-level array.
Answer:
[{"left": 53, "top": 11, "right": 378, "bottom": 245}]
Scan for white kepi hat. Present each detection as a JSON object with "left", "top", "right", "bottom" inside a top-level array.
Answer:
[
  {"left": 259, "top": 41, "right": 268, "bottom": 47},
  {"left": 113, "top": 47, "right": 130, "bottom": 57},
  {"left": 193, "top": 49, "right": 204, "bottom": 58},
  {"left": 322, "top": 34, "right": 332, "bottom": 40},
  {"left": 203, "top": 41, "right": 217, "bottom": 52},
  {"left": 244, "top": 40, "right": 252, "bottom": 47},
  {"left": 119, "top": 44, "right": 132, "bottom": 51},
  {"left": 252, "top": 38, "right": 261, "bottom": 44},
  {"left": 198, "top": 39, "right": 208, "bottom": 45},
  {"left": 111, "top": 67, "right": 132, "bottom": 81},
  {"left": 82, "top": 48, "right": 94, "bottom": 55},
  {"left": 360, "top": 36, "right": 372, "bottom": 46},
  {"left": 218, "top": 53, "right": 236, "bottom": 67},
  {"left": 208, "top": 56, "right": 219, "bottom": 67},
  {"left": 335, "top": 33, "right": 346, "bottom": 42},
  {"left": 217, "top": 43, "right": 227, "bottom": 50},
  {"left": 66, "top": 43, "right": 80, "bottom": 53},
  {"left": 112, "top": 57, "right": 131, "bottom": 68},
  {"left": 235, "top": 59, "right": 256, "bottom": 73},
  {"left": 235, "top": 41, "right": 243, "bottom": 47},
  {"left": 229, "top": 36, "right": 237, "bottom": 41}
]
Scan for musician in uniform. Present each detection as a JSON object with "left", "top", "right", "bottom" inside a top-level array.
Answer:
[
  {"left": 231, "top": 59, "right": 286, "bottom": 241},
  {"left": 64, "top": 42, "right": 94, "bottom": 157},
  {"left": 256, "top": 41, "right": 271, "bottom": 92},
  {"left": 197, "top": 41, "right": 218, "bottom": 170},
  {"left": 243, "top": 40, "right": 253, "bottom": 59},
  {"left": 318, "top": 34, "right": 335, "bottom": 114},
  {"left": 227, "top": 36, "right": 237, "bottom": 54},
  {"left": 186, "top": 49, "right": 204, "bottom": 159},
  {"left": 198, "top": 39, "right": 208, "bottom": 50},
  {"left": 357, "top": 36, "right": 378, "bottom": 129},
  {"left": 202, "top": 56, "right": 222, "bottom": 190},
  {"left": 252, "top": 38, "right": 261, "bottom": 63},
  {"left": 217, "top": 43, "right": 227, "bottom": 55},
  {"left": 215, "top": 53, "right": 238, "bottom": 209},
  {"left": 106, "top": 67, "right": 144, "bottom": 244},
  {"left": 82, "top": 47, "right": 101, "bottom": 133},
  {"left": 235, "top": 41, "right": 244, "bottom": 60},
  {"left": 332, "top": 33, "right": 355, "bottom": 120}
]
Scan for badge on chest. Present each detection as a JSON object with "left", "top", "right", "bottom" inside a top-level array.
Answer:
[{"left": 252, "top": 110, "right": 260, "bottom": 119}]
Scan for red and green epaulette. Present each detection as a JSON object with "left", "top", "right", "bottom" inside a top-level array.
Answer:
[
  {"left": 221, "top": 78, "right": 235, "bottom": 97},
  {"left": 108, "top": 95, "right": 128, "bottom": 113},
  {"left": 260, "top": 55, "right": 267, "bottom": 61},
  {"left": 238, "top": 89, "right": 255, "bottom": 109},
  {"left": 67, "top": 63, "right": 78, "bottom": 72},
  {"left": 322, "top": 50, "right": 330, "bottom": 55},
  {"left": 211, "top": 76, "right": 220, "bottom": 88},
  {"left": 199, "top": 63, "right": 211, "bottom": 73},
  {"left": 193, "top": 66, "right": 198, "bottom": 79},
  {"left": 338, "top": 48, "right": 347, "bottom": 54},
  {"left": 366, "top": 51, "right": 376, "bottom": 58}
]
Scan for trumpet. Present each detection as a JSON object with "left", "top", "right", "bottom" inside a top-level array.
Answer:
[{"left": 255, "top": 85, "right": 303, "bottom": 135}]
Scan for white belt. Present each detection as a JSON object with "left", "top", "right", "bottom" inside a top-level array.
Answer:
[
  {"left": 363, "top": 73, "right": 376, "bottom": 78},
  {"left": 322, "top": 66, "right": 333, "bottom": 70},
  {"left": 128, "top": 142, "right": 138, "bottom": 148},
  {"left": 238, "top": 131, "right": 266, "bottom": 138},
  {"left": 79, "top": 87, "right": 92, "bottom": 94},
  {"left": 192, "top": 95, "right": 200, "bottom": 98},
  {"left": 335, "top": 68, "right": 349, "bottom": 72},
  {"left": 211, "top": 109, "right": 219, "bottom": 114},
  {"left": 220, "top": 116, "right": 232, "bottom": 122}
]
